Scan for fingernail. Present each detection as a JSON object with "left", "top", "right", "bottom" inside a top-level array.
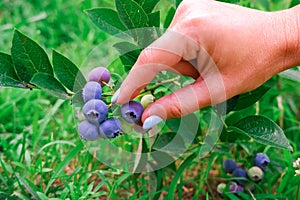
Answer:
[
  {"left": 143, "top": 115, "right": 163, "bottom": 130},
  {"left": 111, "top": 89, "right": 120, "bottom": 104}
]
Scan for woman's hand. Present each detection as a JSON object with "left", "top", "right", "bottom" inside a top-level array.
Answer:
[{"left": 112, "top": 0, "right": 300, "bottom": 129}]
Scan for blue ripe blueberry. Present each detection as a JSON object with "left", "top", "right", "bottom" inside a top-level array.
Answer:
[
  {"left": 248, "top": 166, "right": 264, "bottom": 182},
  {"left": 88, "top": 67, "right": 110, "bottom": 86},
  {"left": 229, "top": 183, "right": 244, "bottom": 193},
  {"left": 82, "top": 81, "right": 102, "bottom": 103},
  {"left": 232, "top": 168, "right": 248, "bottom": 186},
  {"left": 223, "top": 158, "right": 237, "bottom": 174},
  {"left": 99, "top": 118, "right": 122, "bottom": 138},
  {"left": 253, "top": 153, "right": 270, "bottom": 170},
  {"left": 82, "top": 99, "right": 108, "bottom": 124},
  {"left": 78, "top": 120, "right": 99, "bottom": 141},
  {"left": 121, "top": 101, "right": 144, "bottom": 123}
]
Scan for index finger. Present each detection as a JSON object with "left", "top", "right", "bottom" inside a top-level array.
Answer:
[{"left": 116, "top": 30, "right": 199, "bottom": 104}]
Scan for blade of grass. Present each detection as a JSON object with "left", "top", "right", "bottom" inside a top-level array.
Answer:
[
  {"left": 108, "top": 173, "right": 132, "bottom": 198},
  {"left": 167, "top": 153, "right": 197, "bottom": 199},
  {"left": 16, "top": 173, "right": 41, "bottom": 200},
  {"left": 38, "top": 140, "right": 76, "bottom": 154},
  {"left": 32, "top": 99, "right": 65, "bottom": 149},
  {"left": 96, "top": 171, "right": 116, "bottom": 199},
  {"left": 44, "top": 142, "right": 84, "bottom": 193}
]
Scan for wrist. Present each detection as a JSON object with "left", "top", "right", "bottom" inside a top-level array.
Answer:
[{"left": 275, "top": 5, "right": 300, "bottom": 71}]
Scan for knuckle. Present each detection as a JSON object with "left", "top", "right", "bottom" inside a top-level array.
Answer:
[
  {"left": 136, "top": 48, "right": 155, "bottom": 65},
  {"left": 167, "top": 94, "right": 182, "bottom": 118}
]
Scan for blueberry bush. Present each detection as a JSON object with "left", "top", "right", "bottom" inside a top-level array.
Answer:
[{"left": 0, "top": 0, "right": 300, "bottom": 199}]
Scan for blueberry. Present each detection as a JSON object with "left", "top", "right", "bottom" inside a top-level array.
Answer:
[
  {"left": 223, "top": 158, "right": 237, "bottom": 174},
  {"left": 78, "top": 120, "right": 99, "bottom": 141},
  {"left": 99, "top": 118, "right": 122, "bottom": 138},
  {"left": 88, "top": 67, "right": 110, "bottom": 86},
  {"left": 82, "top": 81, "right": 102, "bottom": 103},
  {"left": 141, "top": 94, "right": 155, "bottom": 109},
  {"left": 253, "top": 153, "right": 270, "bottom": 170},
  {"left": 232, "top": 168, "right": 248, "bottom": 186},
  {"left": 121, "top": 101, "right": 144, "bottom": 123},
  {"left": 248, "top": 166, "right": 264, "bottom": 182},
  {"left": 82, "top": 99, "right": 108, "bottom": 124},
  {"left": 217, "top": 183, "right": 226, "bottom": 194},
  {"left": 229, "top": 183, "right": 244, "bottom": 193}
]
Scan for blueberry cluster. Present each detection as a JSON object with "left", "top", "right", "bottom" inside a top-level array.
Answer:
[
  {"left": 77, "top": 67, "right": 153, "bottom": 140},
  {"left": 78, "top": 67, "right": 122, "bottom": 140},
  {"left": 217, "top": 153, "right": 270, "bottom": 196}
]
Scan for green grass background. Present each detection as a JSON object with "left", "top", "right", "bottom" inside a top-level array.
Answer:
[{"left": 0, "top": 0, "right": 300, "bottom": 199}]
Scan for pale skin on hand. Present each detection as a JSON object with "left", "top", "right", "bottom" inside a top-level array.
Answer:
[{"left": 112, "top": 0, "right": 300, "bottom": 129}]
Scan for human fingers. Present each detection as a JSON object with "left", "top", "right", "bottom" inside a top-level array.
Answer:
[
  {"left": 112, "top": 30, "right": 199, "bottom": 104},
  {"left": 142, "top": 72, "right": 227, "bottom": 129},
  {"left": 170, "top": 60, "right": 200, "bottom": 79}
]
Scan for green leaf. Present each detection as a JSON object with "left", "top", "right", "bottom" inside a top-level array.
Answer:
[
  {"left": 30, "top": 73, "right": 70, "bottom": 100},
  {"left": 279, "top": 69, "right": 300, "bottom": 83},
  {"left": 113, "top": 42, "right": 141, "bottom": 55},
  {"left": 115, "top": 0, "right": 149, "bottom": 29},
  {"left": 220, "top": 125, "right": 250, "bottom": 143},
  {"left": 0, "top": 53, "right": 19, "bottom": 80},
  {"left": 152, "top": 132, "right": 186, "bottom": 154},
  {"left": 134, "top": 0, "right": 160, "bottom": 14},
  {"left": 233, "top": 85, "right": 271, "bottom": 111},
  {"left": 231, "top": 115, "right": 292, "bottom": 151},
  {"left": 136, "top": 27, "right": 160, "bottom": 48},
  {"left": 11, "top": 29, "right": 53, "bottom": 83},
  {"left": 164, "top": 7, "right": 176, "bottom": 28},
  {"left": 52, "top": 50, "right": 86, "bottom": 93},
  {"left": 119, "top": 54, "right": 136, "bottom": 72},
  {"left": 107, "top": 58, "right": 126, "bottom": 76},
  {"left": 148, "top": 11, "right": 160, "bottom": 27},
  {"left": 72, "top": 89, "right": 84, "bottom": 107},
  {"left": 113, "top": 42, "right": 141, "bottom": 72},
  {"left": 175, "top": 0, "right": 182, "bottom": 8},
  {"left": 215, "top": 84, "right": 270, "bottom": 115},
  {"left": 85, "top": 8, "right": 127, "bottom": 36},
  {"left": 166, "top": 113, "right": 201, "bottom": 141},
  {"left": 0, "top": 76, "right": 25, "bottom": 88},
  {"left": 214, "top": 95, "right": 239, "bottom": 115},
  {"left": 290, "top": 0, "right": 300, "bottom": 7}
]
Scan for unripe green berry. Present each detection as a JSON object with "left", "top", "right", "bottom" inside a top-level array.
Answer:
[
  {"left": 141, "top": 94, "right": 155, "bottom": 109},
  {"left": 217, "top": 183, "right": 226, "bottom": 194},
  {"left": 248, "top": 166, "right": 264, "bottom": 182}
]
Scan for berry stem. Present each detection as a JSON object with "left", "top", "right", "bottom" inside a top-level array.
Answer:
[
  {"left": 101, "top": 81, "right": 115, "bottom": 92},
  {"left": 101, "top": 92, "right": 114, "bottom": 96},
  {"left": 107, "top": 103, "right": 113, "bottom": 108},
  {"left": 143, "top": 77, "right": 180, "bottom": 93}
]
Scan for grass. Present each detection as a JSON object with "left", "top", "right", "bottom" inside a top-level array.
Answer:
[{"left": 1, "top": 0, "right": 300, "bottom": 199}]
